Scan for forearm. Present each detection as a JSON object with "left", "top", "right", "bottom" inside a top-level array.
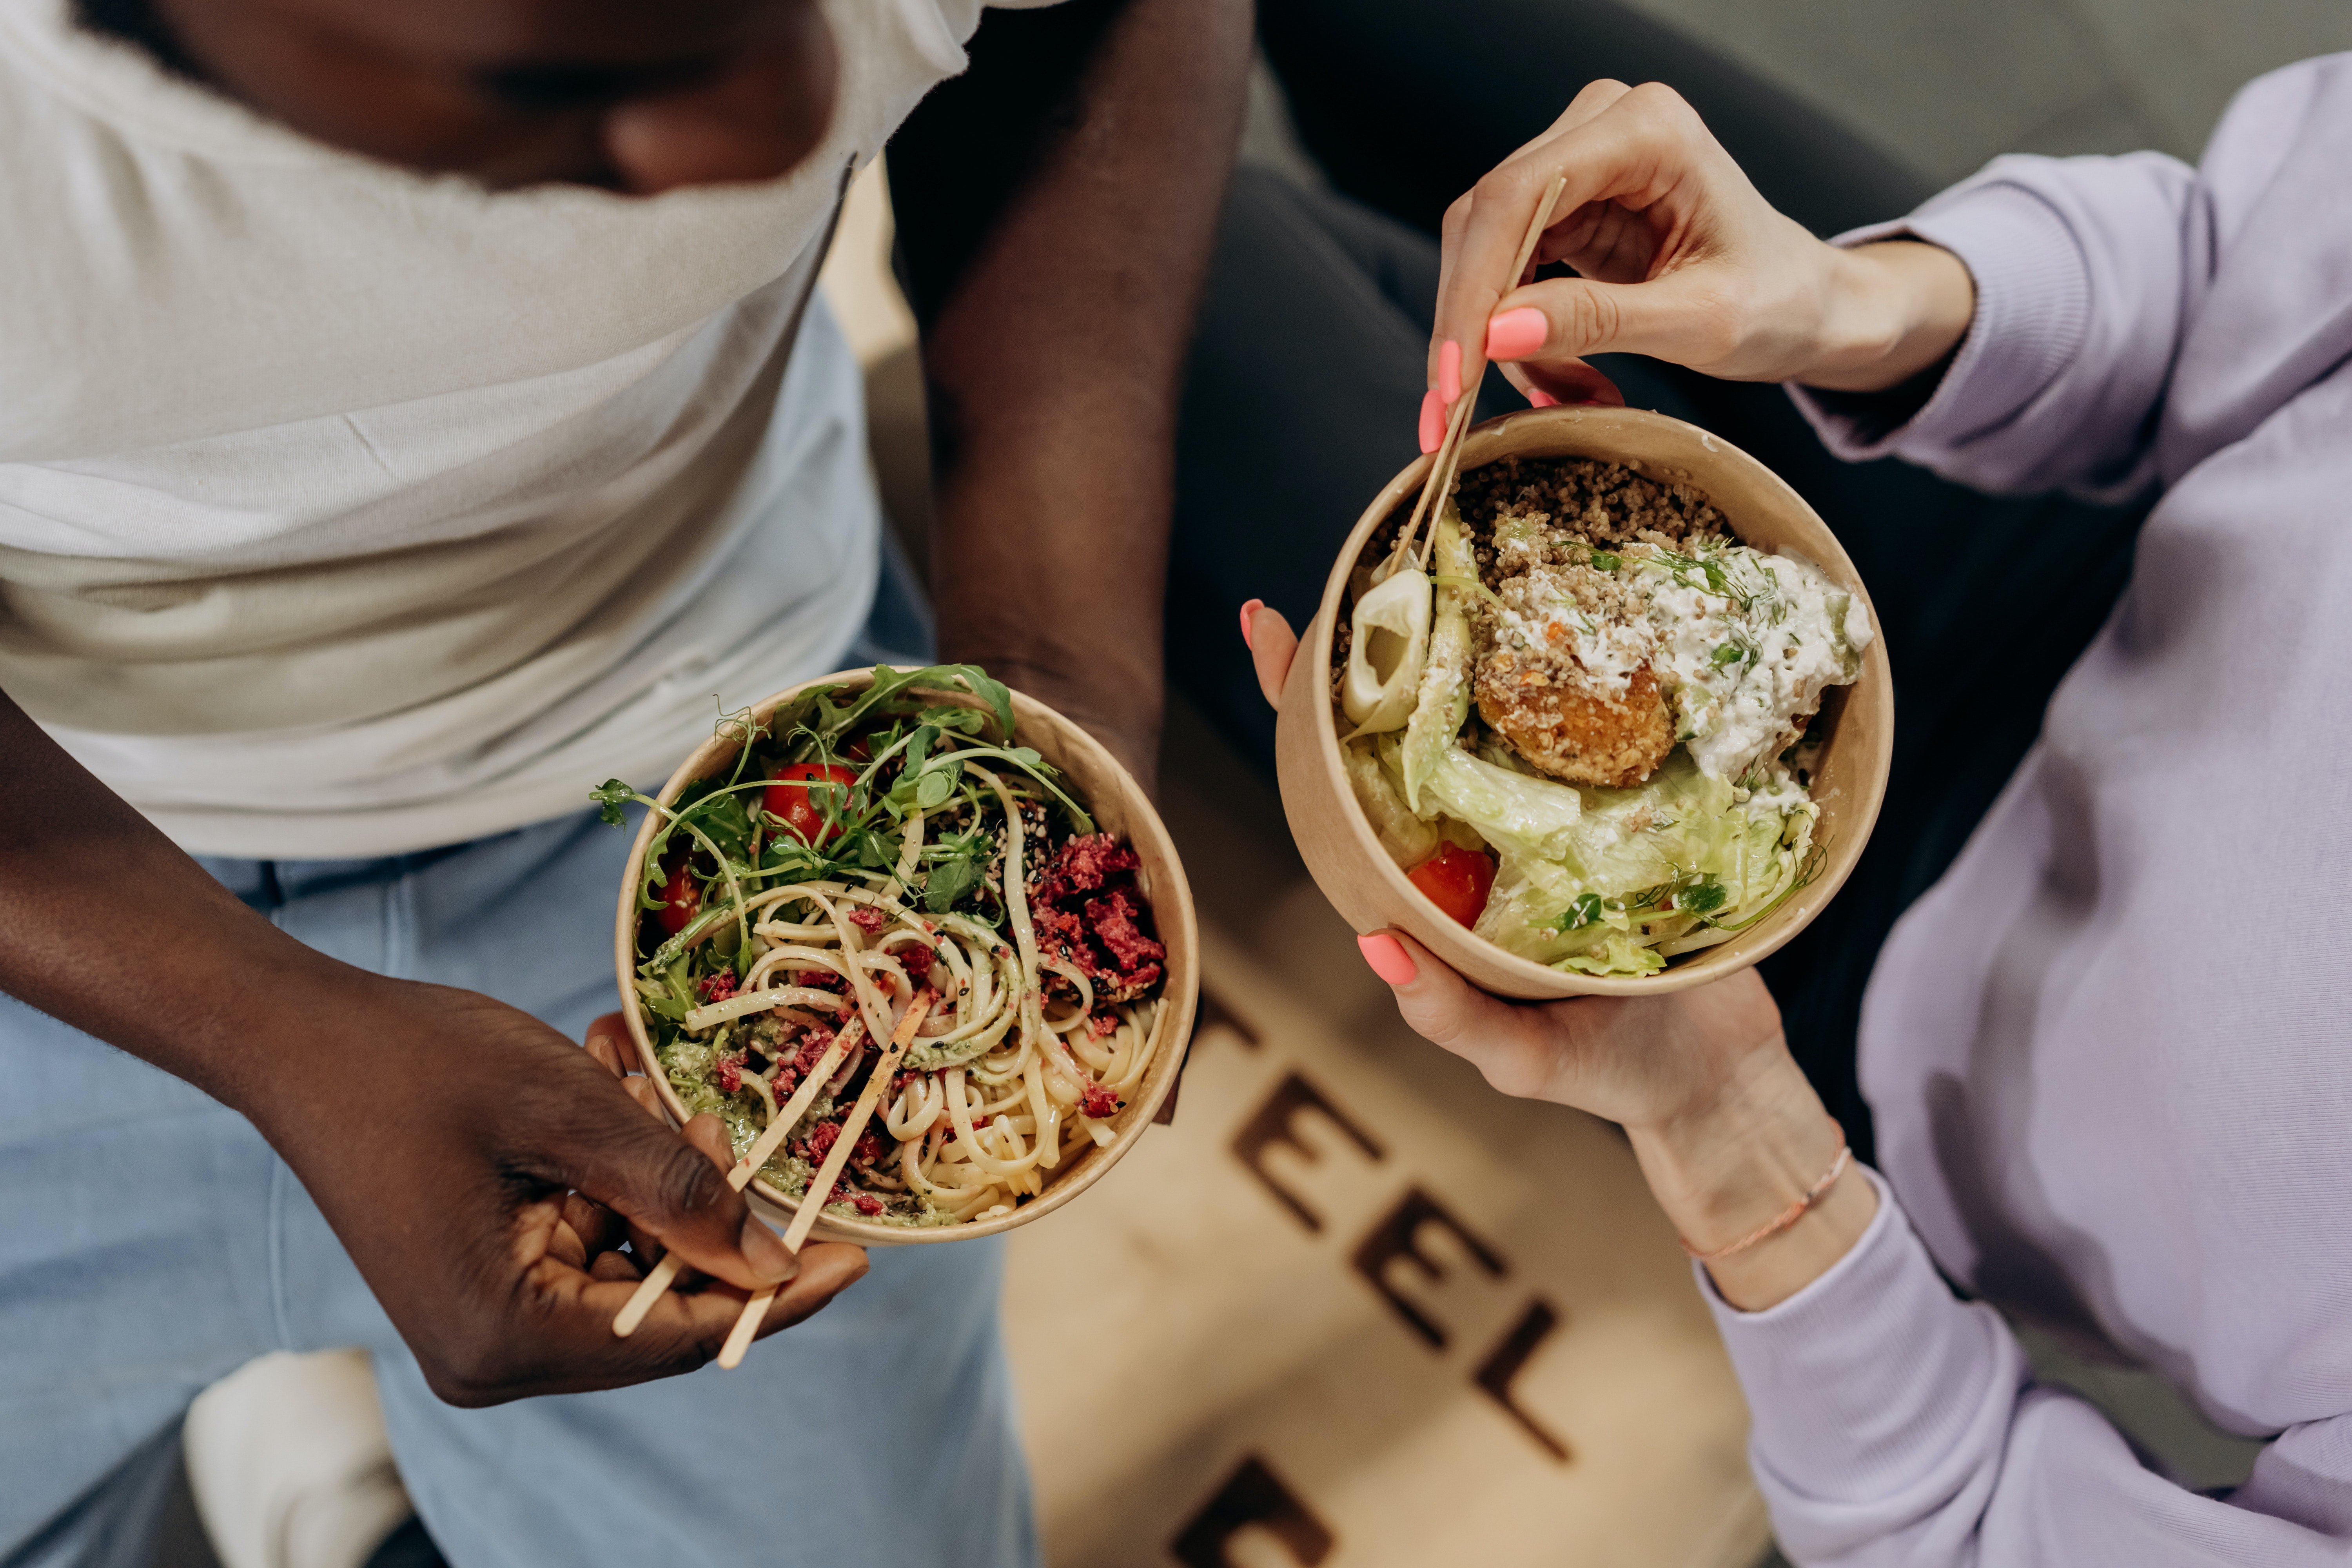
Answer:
[
  {"left": 0, "top": 687, "right": 360, "bottom": 1116},
  {"left": 891, "top": 0, "right": 1250, "bottom": 775}
]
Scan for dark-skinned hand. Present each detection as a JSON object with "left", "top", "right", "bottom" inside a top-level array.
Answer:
[{"left": 243, "top": 976, "right": 869, "bottom": 1405}]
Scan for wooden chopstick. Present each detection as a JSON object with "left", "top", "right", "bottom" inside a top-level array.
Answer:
[
  {"left": 1391, "top": 173, "right": 1572, "bottom": 574},
  {"left": 611, "top": 1016, "right": 869, "bottom": 1339},
  {"left": 730, "top": 1016, "right": 866, "bottom": 1191},
  {"left": 715, "top": 991, "right": 937, "bottom": 1369}
]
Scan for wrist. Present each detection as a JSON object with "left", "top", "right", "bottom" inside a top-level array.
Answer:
[
  {"left": 938, "top": 639, "right": 1162, "bottom": 785},
  {"left": 1624, "top": 1049, "right": 1875, "bottom": 1310},
  {"left": 1798, "top": 240, "right": 1975, "bottom": 394}
]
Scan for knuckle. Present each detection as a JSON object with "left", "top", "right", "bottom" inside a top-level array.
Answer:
[
  {"left": 1560, "top": 287, "right": 1623, "bottom": 351},
  {"left": 655, "top": 1137, "right": 728, "bottom": 1220},
  {"left": 1626, "top": 80, "right": 1695, "bottom": 125},
  {"left": 1471, "top": 167, "right": 1524, "bottom": 211}
]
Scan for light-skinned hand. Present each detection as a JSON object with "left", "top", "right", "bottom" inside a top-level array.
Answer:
[
  {"left": 1238, "top": 601, "right": 1874, "bottom": 1309},
  {"left": 1427, "top": 78, "right": 1973, "bottom": 412}
]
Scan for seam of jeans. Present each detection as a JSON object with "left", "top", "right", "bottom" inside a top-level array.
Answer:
[
  {"left": 258, "top": 897, "right": 298, "bottom": 1352},
  {"left": 267, "top": 1160, "right": 296, "bottom": 1351},
  {"left": 389, "top": 858, "right": 417, "bottom": 982}
]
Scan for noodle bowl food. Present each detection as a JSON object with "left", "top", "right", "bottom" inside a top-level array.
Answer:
[
  {"left": 1275, "top": 405, "right": 1893, "bottom": 1000},
  {"left": 604, "top": 664, "right": 1198, "bottom": 1243}
]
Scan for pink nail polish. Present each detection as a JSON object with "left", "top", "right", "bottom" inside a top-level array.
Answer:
[
  {"left": 1485, "top": 307, "right": 1548, "bottom": 361},
  {"left": 1437, "top": 339, "right": 1463, "bottom": 406},
  {"left": 1525, "top": 387, "right": 1560, "bottom": 408},
  {"left": 1239, "top": 599, "right": 1263, "bottom": 651},
  {"left": 1357, "top": 933, "right": 1417, "bottom": 987},
  {"left": 1417, "top": 388, "right": 1443, "bottom": 454}
]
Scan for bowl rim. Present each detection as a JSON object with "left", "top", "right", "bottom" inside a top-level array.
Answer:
[
  {"left": 1294, "top": 403, "right": 1895, "bottom": 996},
  {"left": 612, "top": 665, "right": 1201, "bottom": 1245}
]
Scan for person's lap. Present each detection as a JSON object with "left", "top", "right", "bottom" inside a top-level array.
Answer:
[{"left": 2, "top": 563, "right": 1030, "bottom": 1568}]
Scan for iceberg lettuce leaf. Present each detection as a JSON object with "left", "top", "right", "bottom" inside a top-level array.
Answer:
[{"left": 1400, "top": 507, "right": 1477, "bottom": 811}]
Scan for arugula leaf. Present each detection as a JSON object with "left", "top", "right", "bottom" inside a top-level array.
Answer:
[
  {"left": 817, "top": 664, "right": 1017, "bottom": 749},
  {"left": 923, "top": 706, "right": 988, "bottom": 735}
]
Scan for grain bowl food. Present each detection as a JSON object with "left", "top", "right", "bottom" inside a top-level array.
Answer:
[
  {"left": 1277, "top": 405, "right": 1893, "bottom": 1000},
  {"left": 605, "top": 665, "right": 1198, "bottom": 1244}
]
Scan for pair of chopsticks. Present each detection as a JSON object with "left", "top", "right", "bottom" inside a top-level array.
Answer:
[
  {"left": 1387, "top": 173, "right": 1570, "bottom": 577},
  {"left": 612, "top": 991, "right": 935, "bottom": 1368}
]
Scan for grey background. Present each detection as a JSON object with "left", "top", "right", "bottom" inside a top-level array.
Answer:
[
  {"left": 1245, "top": 2, "right": 2352, "bottom": 189},
  {"left": 1569, "top": 0, "right": 2350, "bottom": 178}
]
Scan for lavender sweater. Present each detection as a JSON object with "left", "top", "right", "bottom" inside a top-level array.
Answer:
[{"left": 1721, "top": 56, "right": 2352, "bottom": 1566}]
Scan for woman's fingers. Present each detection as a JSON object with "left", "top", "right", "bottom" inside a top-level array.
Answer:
[
  {"left": 1435, "top": 82, "right": 1725, "bottom": 393},
  {"left": 1356, "top": 931, "right": 1577, "bottom": 1102},
  {"left": 1499, "top": 359, "right": 1626, "bottom": 409},
  {"left": 1239, "top": 600, "right": 1299, "bottom": 709},
  {"left": 1486, "top": 270, "right": 1739, "bottom": 374},
  {"left": 1432, "top": 78, "right": 1635, "bottom": 372}
]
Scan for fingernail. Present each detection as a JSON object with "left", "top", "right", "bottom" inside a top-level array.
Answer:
[
  {"left": 1418, "top": 388, "right": 1443, "bottom": 454},
  {"left": 1437, "top": 339, "right": 1463, "bottom": 405},
  {"left": 1525, "top": 387, "right": 1560, "bottom": 408},
  {"left": 1239, "top": 599, "right": 1263, "bottom": 651},
  {"left": 1485, "top": 307, "right": 1548, "bottom": 361},
  {"left": 740, "top": 1214, "right": 796, "bottom": 1283},
  {"left": 1357, "top": 932, "right": 1417, "bottom": 987}
]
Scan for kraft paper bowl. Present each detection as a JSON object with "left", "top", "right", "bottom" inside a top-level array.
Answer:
[
  {"left": 1274, "top": 405, "right": 1893, "bottom": 1000},
  {"left": 616, "top": 668, "right": 1201, "bottom": 1245}
]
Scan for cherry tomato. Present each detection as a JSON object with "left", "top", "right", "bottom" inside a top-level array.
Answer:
[
  {"left": 1407, "top": 844, "right": 1496, "bottom": 928},
  {"left": 764, "top": 762, "right": 858, "bottom": 846},
  {"left": 656, "top": 855, "right": 701, "bottom": 935}
]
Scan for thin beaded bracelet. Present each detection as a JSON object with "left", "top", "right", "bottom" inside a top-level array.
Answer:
[{"left": 1681, "top": 1144, "right": 1853, "bottom": 1264}]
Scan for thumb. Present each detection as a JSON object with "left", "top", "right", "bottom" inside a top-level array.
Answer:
[
  {"left": 1486, "top": 272, "right": 1733, "bottom": 373},
  {"left": 1239, "top": 599, "right": 1300, "bottom": 710},
  {"left": 552, "top": 1090, "right": 796, "bottom": 1290}
]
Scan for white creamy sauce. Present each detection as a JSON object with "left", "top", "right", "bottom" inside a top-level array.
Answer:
[
  {"left": 1633, "top": 545, "right": 1865, "bottom": 782},
  {"left": 1495, "top": 557, "right": 1655, "bottom": 696}
]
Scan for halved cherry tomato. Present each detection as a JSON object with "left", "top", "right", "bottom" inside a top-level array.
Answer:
[
  {"left": 1407, "top": 844, "right": 1496, "bottom": 928},
  {"left": 764, "top": 762, "right": 858, "bottom": 846},
  {"left": 655, "top": 854, "right": 701, "bottom": 935}
]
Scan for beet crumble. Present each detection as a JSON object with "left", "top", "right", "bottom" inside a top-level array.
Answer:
[
  {"left": 1027, "top": 834, "right": 1165, "bottom": 1004},
  {"left": 802, "top": 1120, "right": 841, "bottom": 1161}
]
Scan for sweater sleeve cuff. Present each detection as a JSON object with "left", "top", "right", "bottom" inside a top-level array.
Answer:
[
  {"left": 1696, "top": 1166, "right": 2027, "bottom": 1507},
  {"left": 1788, "top": 182, "right": 2092, "bottom": 462}
]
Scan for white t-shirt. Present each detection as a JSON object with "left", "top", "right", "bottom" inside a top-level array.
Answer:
[{"left": 0, "top": 0, "right": 1048, "bottom": 858}]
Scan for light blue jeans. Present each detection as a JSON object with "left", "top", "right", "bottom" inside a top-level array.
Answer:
[{"left": 0, "top": 546, "right": 1035, "bottom": 1568}]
